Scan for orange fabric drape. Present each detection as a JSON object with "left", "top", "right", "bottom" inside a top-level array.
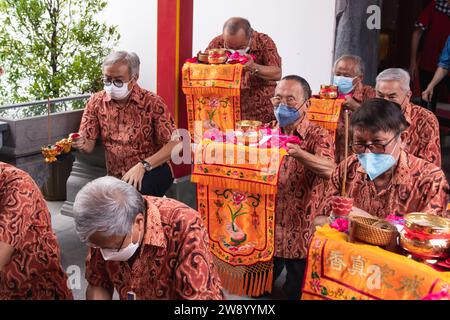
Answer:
[
  {"left": 307, "top": 98, "right": 344, "bottom": 142},
  {"left": 302, "top": 226, "right": 450, "bottom": 300},
  {"left": 192, "top": 140, "right": 288, "bottom": 297},
  {"left": 182, "top": 63, "right": 246, "bottom": 140}
]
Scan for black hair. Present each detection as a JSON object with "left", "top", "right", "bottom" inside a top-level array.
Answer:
[
  {"left": 282, "top": 75, "right": 312, "bottom": 100},
  {"left": 351, "top": 98, "right": 409, "bottom": 134},
  {"left": 223, "top": 17, "right": 252, "bottom": 39}
]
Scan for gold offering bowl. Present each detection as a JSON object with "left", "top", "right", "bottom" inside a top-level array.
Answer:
[
  {"left": 197, "top": 51, "right": 210, "bottom": 64},
  {"left": 41, "top": 147, "right": 60, "bottom": 163},
  {"left": 236, "top": 120, "right": 263, "bottom": 133},
  {"left": 319, "top": 85, "right": 338, "bottom": 99},
  {"left": 208, "top": 49, "right": 228, "bottom": 65},
  {"left": 235, "top": 121, "right": 263, "bottom": 146},
  {"left": 55, "top": 138, "right": 72, "bottom": 154},
  {"left": 399, "top": 213, "right": 450, "bottom": 260}
]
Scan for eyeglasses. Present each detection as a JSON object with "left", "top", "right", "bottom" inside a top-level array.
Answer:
[
  {"left": 350, "top": 134, "right": 399, "bottom": 154},
  {"left": 87, "top": 234, "right": 128, "bottom": 252},
  {"left": 103, "top": 78, "right": 126, "bottom": 88},
  {"left": 271, "top": 96, "right": 299, "bottom": 109}
]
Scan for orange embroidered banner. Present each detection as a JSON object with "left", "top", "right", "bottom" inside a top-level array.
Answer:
[
  {"left": 302, "top": 226, "right": 450, "bottom": 300},
  {"left": 307, "top": 98, "right": 344, "bottom": 142},
  {"left": 192, "top": 140, "right": 288, "bottom": 297},
  {"left": 182, "top": 63, "right": 247, "bottom": 140}
]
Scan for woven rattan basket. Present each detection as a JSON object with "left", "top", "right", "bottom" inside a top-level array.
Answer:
[{"left": 350, "top": 216, "right": 398, "bottom": 247}]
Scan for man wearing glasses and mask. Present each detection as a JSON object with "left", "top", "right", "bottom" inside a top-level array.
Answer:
[
  {"left": 73, "top": 51, "right": 180, "bottom": 197},
  {"left": 375, "top": 68, "right": 441, "bottom": 167},
  {"left": 206, "top": 17, "right": 282, "bottom": 123},
  {"left": 317, "top": 98, "right": 449, "bottom": 220},
  {"left": 268, "top": 75, "right": 335, "bottom": 299},
  {"left": 73, "top": 176, "right": 224, "bottom": 300}
]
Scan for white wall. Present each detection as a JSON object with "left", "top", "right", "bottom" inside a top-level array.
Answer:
[
  {"left": 193, "top": 0, "right": 337, "bottom": 93},
  {"left": 98, "top": 0, "right": 158, "bottom": 91},
  {"left": 98, "top": 0, "right": 336, "bottom": 94}
]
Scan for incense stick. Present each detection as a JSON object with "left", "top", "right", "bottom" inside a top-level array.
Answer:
[
  {"left": 342, "top": 109, "right": 349, "bottom": 197},
  {"left": 47, "top": 98, "right": 51, "bottom": 146}
]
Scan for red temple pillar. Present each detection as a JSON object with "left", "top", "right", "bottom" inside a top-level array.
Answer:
[
  {"left": 157, "top": 0, "right": 193, "bottom": 129},
  {"left": 157, "top": 0, "right": 193, "bottom": 178}
]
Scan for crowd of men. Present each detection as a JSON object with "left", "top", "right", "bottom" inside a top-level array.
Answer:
[{"left": 1, "top": 13, "right": 449, "bottom": 300}]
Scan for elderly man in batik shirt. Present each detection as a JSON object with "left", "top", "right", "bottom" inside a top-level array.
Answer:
[
  {"left": 332, "top": 55, "right": 376, "bottom": 164},
  {"left": 0, "top": 163, "right": 73, "bottom": 300},
  {"left": 376, "top": 68, "right": 442, "bottom": 167},
  {"left": 268, "top": 75, "right": 335, "bottom": 300},
  {"left": 73, "top": 176, "right": 224, "bottom": 300},
  {"left": 317, "top": 99, "right": 449, "bottom": 220},
  {"left": 207, "top": 17, "right": 282, "bottom": 123},
  {"left": 73, "top": 51, "right": 180, "bottom": 197}
]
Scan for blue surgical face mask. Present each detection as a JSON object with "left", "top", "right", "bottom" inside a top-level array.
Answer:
[
  {"left": 357, "top": 141, "right": 399, "bottom": 181},
  {"left": 333, "top": 76, "right": 355, "bottom": 94},
  {"left": 274, "top": 104, "right": 301, "bottom": 128}
]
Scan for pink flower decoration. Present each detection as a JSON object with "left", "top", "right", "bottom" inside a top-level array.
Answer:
[
  {"left": 185, "top": 57, "right": 198, "bottom": 63},
  {"left": 422, "top": 289, "right": 450, "bottom": 300},
  {"left": 331, "top": 218, "right": 349, "bottom": 233},
  {"left": 386, "top": 214, "right": 405, "bottom": 225},
  {"left": 209, "top": 98, "right": 220, "bottom": 108},
  {"left": 232, "top": 192, "right": 247, "bottom": 206}
]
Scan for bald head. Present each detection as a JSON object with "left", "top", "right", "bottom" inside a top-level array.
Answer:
[{"left": 223, "top": 17, "right": 252, "bottom": 39}]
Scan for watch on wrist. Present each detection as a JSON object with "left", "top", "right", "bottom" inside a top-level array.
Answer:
[{"left": 140, "top": 160, "right": 153, "bottom": 172}]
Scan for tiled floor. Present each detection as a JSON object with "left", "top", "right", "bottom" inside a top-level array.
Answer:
[{"left": 47, "top": 202, "right": 286, "bottom": 300}]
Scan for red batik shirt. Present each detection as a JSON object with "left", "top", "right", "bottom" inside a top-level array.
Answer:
[
  {"left": 0, "top": 162, "right": 73, "bottom": 300},
  {"left": 318, "top": 151, "right": 449, "bottom": 218},
  {"left": 334, "top": 83, "right": 376, "bottom": 164},
  {"left": 402, "top": 103, "right": 442, "bottom": 167},
  {"left": 85, "top": 196, "right": 224, "bottom": 300},
  {"left": 207, "top": 30, "right": 282, "bottom": 123},
  {"left": 79, "top": 85, "right": 176, "bottom": 178},
  {"left": 275, "top": 119, "right": 335, "bottom": 259}
]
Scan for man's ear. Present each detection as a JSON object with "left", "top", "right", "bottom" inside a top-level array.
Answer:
[
  {"left": 406, "top": 90, "right": 413, "bottom": 100},
  {"left": 354, "top": 75, "right": 363, "bottom": 85},
  {"left": 135, "top": 213, "right": 145, "bottom": 230},
  {"left": 400, "top": 130, "right": 409, "bottom": 147}
]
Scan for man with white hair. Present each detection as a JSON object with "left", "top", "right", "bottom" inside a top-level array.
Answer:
[
  {"left": 73, "top": 176, "right": 224, "bottom": 300},
  {"left": 73, "top": 51, "right": 180, "bottom": 196},
  {"left": 332, "top": 55, "right": 376, "bottom": 164},
  {"left": 376, "top": 68, "right": 441, "bottom": 167}
]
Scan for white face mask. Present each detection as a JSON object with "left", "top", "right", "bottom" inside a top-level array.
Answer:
[
  {"left": 100, "top": 230, "right": 141, "bottom": 262},
  {"left": 226, "top": 38, "right": 251, "bottom": 55},
  {"left": 104, "top": 82, "right": 132, "bottom": 101},
  {"left": 228, "top": 47, "right": 250, "bottom": 55}
]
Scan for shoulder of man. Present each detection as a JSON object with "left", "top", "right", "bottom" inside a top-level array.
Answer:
[
  {"left": 207, "top": 34, "right": 224, "bottom": 48},
  {"left": 404, "top": 152, "right": 446, "bottom": 182},
  {"left": 146, "top": 196, "right": 201, "bottom": 228},
  {"left": 0, "top": 162, "right": 31, "bottom": 187},
  {"left": 253, "top": 30, "right": 277, "bottom": 47},
  {"left": 409, "top": 103, "right": 439, "bottom": 124}
]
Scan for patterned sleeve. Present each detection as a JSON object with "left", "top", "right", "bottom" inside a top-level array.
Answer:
[
  {"left": 174, "top": 210, "right": 224, "bottom": 300},
  {"left": 0, "top": 172, "right": 33, "bottom": 248},
  {"left": 415, "top": 168, "right": 450, "bottom": 218},
  {"left": 151, "top": 96, "right": 176, "bottom": 146},
  {"left": 317, "top": 165, "right": 342, "bottom": 216},
  {"left": 85, "top": 248, "right": 114, "bottom": 291},
  {"left": 78, "top": 95, "right": 100, "bottom": 141},
  {"left": 313, "top": 127, "right": 335, "bottom": 162},
  {"left": 260, "top": 34, "right": 282, "bottom": 68},
  {"left": 414, "top": 1, "right": 434, "bottom": 30},
  {"left": 418, "top": 112, "right": 442, "bottom": 167}
]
